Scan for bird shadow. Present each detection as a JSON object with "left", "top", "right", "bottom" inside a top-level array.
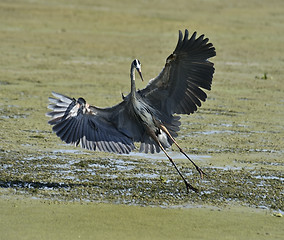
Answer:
[{"left": 0, "top": 179, "right": 97, "bottom": 190}]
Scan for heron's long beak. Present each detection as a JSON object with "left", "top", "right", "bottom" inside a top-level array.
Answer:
[{"left": 137, "top": 68, "right": 144, "bottom": 81}]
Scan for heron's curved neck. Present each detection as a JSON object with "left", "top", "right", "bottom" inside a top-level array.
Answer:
[{"left": 130, "top": 64, "right": 136, "bottom": 99}]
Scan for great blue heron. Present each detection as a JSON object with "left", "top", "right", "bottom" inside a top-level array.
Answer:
[{"left": 46, "top": 29, "right": 216, "bottom": 193}]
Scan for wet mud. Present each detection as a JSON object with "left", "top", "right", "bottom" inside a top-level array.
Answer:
[{"left": 0, "top": 147, "right": 283, "bottom": 210}]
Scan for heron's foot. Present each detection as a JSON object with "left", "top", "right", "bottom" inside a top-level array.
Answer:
[
  {"left": 196, "top": 166, "right": 207, "bottom": 179},
  {"left": 184, "top": 181, "right": 199, "bottom": 193}
]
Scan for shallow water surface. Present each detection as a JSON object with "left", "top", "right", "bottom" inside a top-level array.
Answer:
[{"left": 0, "top": 147, "right": 283, "bottom": 210}]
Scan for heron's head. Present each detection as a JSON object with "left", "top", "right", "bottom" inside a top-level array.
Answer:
[
  {"left": 132, "top": 59, "right": 143, "bottom": 81},
  {"left": 77, "top": 97, "right": 86, "bottom": 107},
  {"left": 77, "top": 97, "right": 90, "bottom": 114}
]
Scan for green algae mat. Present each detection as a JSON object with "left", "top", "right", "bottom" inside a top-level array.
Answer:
[
  {"left": 0, "top": 0, "right": 283, "bottom": 239},
  {"left": 0, "top": 196, "right": 283, "bottom": 240}
]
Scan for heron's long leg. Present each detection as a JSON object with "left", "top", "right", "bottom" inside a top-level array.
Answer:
[
  {"left": 156, "top": 141, "right": 198, "bottom": 193},
  {"left": 160, "top": 125, "right": 206, "bottom": 179}
]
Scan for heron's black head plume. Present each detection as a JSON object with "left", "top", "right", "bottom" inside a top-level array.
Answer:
[{"left": 132, "top": 59, "right": 143, "bottom": 81}]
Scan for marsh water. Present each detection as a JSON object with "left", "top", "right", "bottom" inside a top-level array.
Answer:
[{"left": 0, "top": 0, "right": 284, "bottom": 239}]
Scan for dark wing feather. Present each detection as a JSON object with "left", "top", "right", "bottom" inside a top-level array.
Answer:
[
  {"left": 46, "top": 92, "right": 137, "bottom": 154},
  {"left": 140, "top": 29, "right": 216, "bottom": 116}
]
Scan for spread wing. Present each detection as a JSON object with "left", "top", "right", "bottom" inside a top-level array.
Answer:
[
  {"left": 46, "top": 92, "right": 138, "bottom": 154},
  {"left": 139, "top": 29, "right": 216, "bottom": 116}
]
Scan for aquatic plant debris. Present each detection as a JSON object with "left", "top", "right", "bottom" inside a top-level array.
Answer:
[{"left": 0, "top": 149, "right": 283, "bottom": 210}]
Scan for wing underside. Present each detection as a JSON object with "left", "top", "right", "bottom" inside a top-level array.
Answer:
[{"left": 46, "top": 92, "right": 135, "bottom": 154}]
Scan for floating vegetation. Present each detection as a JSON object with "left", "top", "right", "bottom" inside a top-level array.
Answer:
[{"left": 0, "top": 149, "right": 283, "bottom": 210}]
